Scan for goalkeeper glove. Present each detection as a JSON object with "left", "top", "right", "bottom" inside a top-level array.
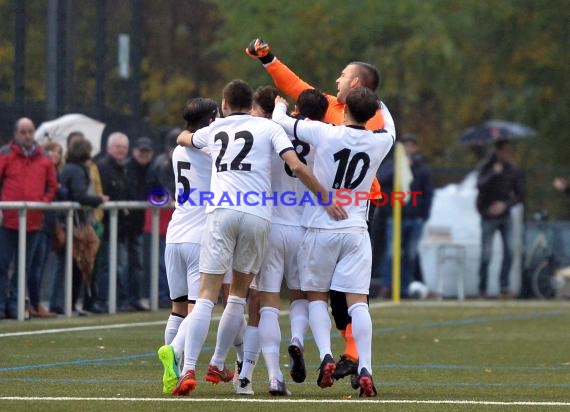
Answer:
[{"left": 245, "top": 38, "right": 275, "bottom": 64}]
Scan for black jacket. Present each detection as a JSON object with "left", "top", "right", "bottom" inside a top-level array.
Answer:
[
  {"left": 126, "top": 157, "right": 152, "bottom": 236},
  {"left": 402, "top": 154, "right": 433, "bottom": 220},
  {"left": 476, "top": 154, "right": 525, "bottom": 219},
  {"left": 96, "top": 155, "right": 129, "bottom": 239},
  {"left": 59, "top": 162, "right": 103, "bottom": 224},
  {"left": 375, "top": 154, "right": 434, "bottom": 220}
]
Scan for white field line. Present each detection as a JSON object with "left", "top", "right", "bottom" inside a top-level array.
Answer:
[
  {"left": 0, "top": 396, "right": 569, "bottom": 406},
  {"left": 0, "top": 302, "right": 396, "bottom": 338},
  {"left": 0, "top": 300, "right": 566, "bottom": 339}
]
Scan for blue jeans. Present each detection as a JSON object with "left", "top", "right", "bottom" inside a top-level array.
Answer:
[
  {"left": 94, "top": 238, "right": 128, "bottom": 309},
  {"left": 126, "top": 234, "right": 145, "bottom": 303},
  {"left": 28, "top": 229, "right": 50, "bottom": 308},
  {"left": 381, "top": 217, "right": 425, "bottom": 296},
  {"left": 479, "top": 216, "right": 513, "bottom": 294},
  {"left": 0, "top": 227, "right": 41, "bottom": 313},
  {"left": 142, "top": 233, "right": 170, "bottom": 303}
]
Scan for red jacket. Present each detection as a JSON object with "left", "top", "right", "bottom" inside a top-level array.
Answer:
[
  {"left": 143, "top": 207, "right": 174, "bottom": 237},
  {"left": 0, "top": 141, "right": 58, "bottom": 231}
]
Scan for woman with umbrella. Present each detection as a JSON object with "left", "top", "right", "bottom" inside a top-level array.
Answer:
[{"left": 54, "top": 139, "right": 108, "bottom": 315}]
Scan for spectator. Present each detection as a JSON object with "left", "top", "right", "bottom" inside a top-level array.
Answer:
[
  {"left": 62, "top": 132, "right": 106, "bottom": 311},
  {"left": 144, "top": 129, "right": 177, "bottom": 307},
  {"left": 55, "top": 139, "right": 108, "bottom": 314},
  {"left": 0, "top": 118, "right": 58, "bottom": 319},
  {"left": 125, "top": 137, "right": 155, "bottom": 311},
  {"left": 44, "top": 141, "right": 64, "bottom": 172},
  {"left": 93, "top": 132, "right": 130, "bottom": 312},
  {"left": 476, "top": 139, "right": 525, "bottom": 299},
  {"left": 28, "top": 141, "right": 65, "bottom": 318},
  {"left": 553, "top": 177, "right": 570, "bottom": 196},
  {"left": 378, "top": 133, "right": 434, "bottom": 297}
]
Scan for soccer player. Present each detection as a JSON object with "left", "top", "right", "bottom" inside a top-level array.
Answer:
[
  {"left": 252, "top": 88, "right": 329, "bottom": 396},
  {"left": 171, "top": 79, "right": 346, "bottom": 396},
  {"left": 272, "top": 87, "right": 395, "bottom": 397},
  {"left": 226, "top": 85, "right": 282, "bottom": 396},
  {"left": 157, "top": 97, "right": 219, "bottom": 394},
  {"left": 247, "top": 38, "right": 395, "bottom": 379}
]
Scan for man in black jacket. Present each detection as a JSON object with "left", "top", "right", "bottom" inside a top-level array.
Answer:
[
  {"left": 476, "top": 139, "right": 525, "bottom": 299},
  {"left": 125, "top": 137, "right": 155, "bottom": 311},
  {"left": 378, "top": 134, "right": 434, "bottom": 297},
  {"left": 93, "top": 132, "right": 130, "bottom": 312}
]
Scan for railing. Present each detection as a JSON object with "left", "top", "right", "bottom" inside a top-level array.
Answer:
[{"left": 0, "top": 201, "right": 166, "bottom": 321}]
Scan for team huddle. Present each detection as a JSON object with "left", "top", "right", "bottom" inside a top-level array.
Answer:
[{"left": 157, "top": 39, "right": 395, "bottom": 399}]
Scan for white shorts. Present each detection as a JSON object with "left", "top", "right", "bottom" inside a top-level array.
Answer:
[
  {"left": 164, "top": 242, "right": 200, "bottom": 301},
  {"left": 200, "top": 208, "right": 270, "bottom": 276},
  {"left": 255, "top": 224, "right": 305, "bottom": 293},
  {"left": 223, "top": 266, "right": 232, "bottom": 284},
  {"left": 297, "top": 228, "right": 372, "bottom": 294}
]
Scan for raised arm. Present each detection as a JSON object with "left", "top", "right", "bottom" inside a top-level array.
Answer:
[{"left": 246, "top": 38, "right": 314, "bottom": 101}]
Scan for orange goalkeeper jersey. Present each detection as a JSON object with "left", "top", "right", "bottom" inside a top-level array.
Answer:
[{"left": 265, "top": 58, "right": 383, "bottom": 198}]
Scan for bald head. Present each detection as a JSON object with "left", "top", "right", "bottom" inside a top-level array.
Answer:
[{"left": 14, "top": 117, "right": 36, "bottom": 149}]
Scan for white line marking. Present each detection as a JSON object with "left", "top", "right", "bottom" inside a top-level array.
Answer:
[
  {"left": 0, "top": 302, "right": 395, "bottom": 338},
  {"left": 0, "top": 397, "right": 569, "bottom": 406},
  {"left": 1, "top": 300, "right": 565, "bottom": 339}
]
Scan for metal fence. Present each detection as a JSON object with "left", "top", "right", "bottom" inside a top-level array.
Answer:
[{"left": 0, "top": 201, "right": 165, "bottom": 321}]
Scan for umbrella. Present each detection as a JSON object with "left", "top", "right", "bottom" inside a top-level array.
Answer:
[
  {"left": 35, "top": 113, "right": 106, "bottom": 155},
  {"left": 460, "top": 119, "right": 537, "bottom": 145}
]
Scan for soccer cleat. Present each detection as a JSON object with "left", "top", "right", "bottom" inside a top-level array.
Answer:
[
  {"left": 205, "top": 364, "right": 234, "bottom": 384},
  {"left": 157, "top": 344, "right": 180, "bottom": 394},
  {"left": 333, "top": 354, "right": 359, "bottom": 380},
  {"left": 350, "top": 372, "right": 360, "bottom": 390},
  {"left": 235, "top": 377, "right": 255, "bottom": 395},
  {"left": 172, "top": 370, "right": 197, "bottom": 396},
  {"left": 268, "top": 377, "right": 291, "bottom": 396},
  {"left": 288, "top": 338, "right": 307, "bottom": 383},
  {"left": 316, "top": 354, "right": 336, "bottom": 388},
  {"left": 358, "top": 367, "right": 378, "bottom": 398}
]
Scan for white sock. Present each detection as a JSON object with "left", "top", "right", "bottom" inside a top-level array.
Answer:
[
  {"left": 348, "top": 302, "right": 372, "bottom": 374},
  {"left": 259, "top": 306, "right": 283, "bottom": 381},
  {"left": 233, "top": 316, "right": 247, "bottom": 363},
  {"left": 289, "top": 299, "right": 309, "bottom": 347},
  {"left": 183, "top": 298, "right": 214, "bottom": 373},
  {"left": 239, "top": 325, "right": 260, "bottom": 380},
  {"left": 164, "top": 313, "right": 184, "bottom": 345},
  {"left": 210, "top": 295, "right": 246, "bottom": 370},
  {"left": 308, "top": 300, "right": 332, "bottom": 360},
  {"left": 171, "top": 315, "right": 190, "bottom": 356}
]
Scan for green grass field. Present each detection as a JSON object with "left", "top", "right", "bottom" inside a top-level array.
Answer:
[{"left": 1, "top": 300, "right": 569, "bottom": 411}]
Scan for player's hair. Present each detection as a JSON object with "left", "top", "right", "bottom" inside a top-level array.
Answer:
[
  {"left": 349, "top": 61, "right": 380, "bottom": 91},
  {"left": 297, "top": 89, "right": 329, "bottom": 121},
  {"left": 253, "top": 85, "right": 279, "bottom": 117},
  {"left": 345, "top": 87, "right": 378, "bottom": 123},
  {"left": 66, "top": 138, "right": 93, "bottom": 163},
  {"left": 183, "top": 97, "right": 219, "bottom": 132},
  {"left": 223, "top": 79, "right": 253, "bottom": 112}
]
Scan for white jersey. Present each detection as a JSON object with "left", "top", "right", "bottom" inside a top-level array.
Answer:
[
  {"left": 270, "top": 128, "right": 314, "bottom": 225},
  {"left": 165, "top": 145, "right": 212, "bottom": 244},
  {"left": 192, "top": 114, "right": 293, "bottom": 221},
  {"left": 273, "top": 103, "right": 394, "bottom": 229}
]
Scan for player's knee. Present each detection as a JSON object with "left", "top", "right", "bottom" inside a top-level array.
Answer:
[{"left": 329, "top": 290, "right": 351, "bottom": 330}]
